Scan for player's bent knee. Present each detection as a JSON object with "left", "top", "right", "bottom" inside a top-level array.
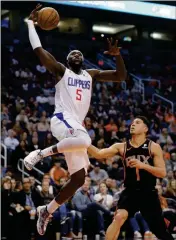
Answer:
[
  {"left": 78, "top": 131, "right": 92, "bottom": 147},
  {"left": 71, "top": 168, "right": 85, "bottom": 189},
  {"left": 114, "top": 209, "right": 128, "bottom": 225},
  {"left": 82, "top": 135, "right": 91, "bottom": 148}
]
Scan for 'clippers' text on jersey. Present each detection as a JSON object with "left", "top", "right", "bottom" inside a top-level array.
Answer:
[
  {"left": 54, "top": 68, "right": 92, "bottom": 123},
  {"left": 68, "top": 77, "right": 90, "bottom": 90}
]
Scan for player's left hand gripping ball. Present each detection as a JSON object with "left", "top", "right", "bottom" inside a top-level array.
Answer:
[{"left": 28, "top": 3, "right": 42, "bottom": 22}]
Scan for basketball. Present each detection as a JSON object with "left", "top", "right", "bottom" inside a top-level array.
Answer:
[
  {"left": 53, "top": 167, "right": 67, "bottom": 181},
  {"left": 37, "top": 7, "right": 60, "bottom": 31}
]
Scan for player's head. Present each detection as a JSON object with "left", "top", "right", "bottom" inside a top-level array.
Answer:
[
  {"left": 130, "top": 116, "right": 150, "bottom": 135},
  {"left": 67, "top": 50, "right": 84, "bottom": 71}
]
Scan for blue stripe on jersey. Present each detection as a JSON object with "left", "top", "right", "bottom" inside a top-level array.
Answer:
[{"left": 54, "top": 113, "right": 72, "bottom": 129}]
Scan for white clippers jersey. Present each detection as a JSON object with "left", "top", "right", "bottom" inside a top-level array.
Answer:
[{"left": 54, "top": 68, "right": 92, "bottom": 123}]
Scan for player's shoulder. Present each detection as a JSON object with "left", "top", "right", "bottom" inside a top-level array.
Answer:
[
  {"left": 149, "top": 140, "right": 162, "bottom": 152},
  {"left": 86, "top": 69, "right": 100, "bottom": 78},
  {"left": 113, "top": 142, "right": 126, "bottom": 148}
]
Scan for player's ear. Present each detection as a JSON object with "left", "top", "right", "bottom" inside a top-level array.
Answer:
[{"left": 144, "top": 126, "right": 148, "bottom": 134}]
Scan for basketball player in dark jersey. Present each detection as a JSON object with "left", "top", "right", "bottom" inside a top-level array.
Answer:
[{"left": 88, "top": 116, "right": 174, "bottom": 240}]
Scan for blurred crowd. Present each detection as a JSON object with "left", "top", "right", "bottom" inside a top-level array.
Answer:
[{"left": 1, "top": 25, "right": 176, "bottom": 240}]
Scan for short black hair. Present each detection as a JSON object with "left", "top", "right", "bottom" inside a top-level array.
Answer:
[{"left": 135, "top": 116, "right": 150, "bottom": 129}]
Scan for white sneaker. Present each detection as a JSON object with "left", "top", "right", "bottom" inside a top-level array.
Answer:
[
  {"left": 24, "top": 149, "right": 43, "bottom": 170},
  {"left": 134, "top": 231, "right": 142, "bottom": 238}
]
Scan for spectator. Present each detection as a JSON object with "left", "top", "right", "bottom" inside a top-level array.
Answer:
[
  {"left": 129, "top": 212, "right": 154, "bottom": 238},
  {"left": 1, "top": 106, "right": 11, "bottom": 123},
  {"left": 15, "top": 177, "right": 41, "bottom": 209},
  {"left": 16, "top": 109, "right": 29, "bottom": 124},
  {"left": 108, "top": 160, "right": 124, "bottom": 185},
  {"left": 15, "top": 98, "right": 26, "bottom": 113},
  {"left": 118, "top": 120, "right": 128, "bottom": 139},
  {"left": 165, "top": 179, "right": 176, "bottom": 200},
  {"left": 15, "top": 181, "right": 23, "bottom": 192},
  {"left": 4, "top": 129, "right": 19, "bottom": 151},
  {"left": 11, "top": 178, "right": 16, "bottom": 192},
  {"left": 89, "top": 162, "right": 109, "bottom": 187},
  {"left": 162, "top": 170, "right": 174, "bottom": 189},
  {"left": 150, "top": 122, "right": 161, "bottom": 139},
  {"left": 36, "top": 64, "right": 46, "bottom": 73},
  {"left": 163, "top": 145, "right": 171, "bottom": 161},
  {"left": 13, "top": 121, "right": 24, "bottom": 136},
  {"left": 165, "top": 111, "right": 175, "bottom": 124},
  {"left": 29, "top": 175, "right": 37, "bottom": 192},
  {"left": 108, "top": 106, "right": 117, "bottom": 116},
  {"left": 96, "top": 105, "right": 108, "bottom": 119},
  {"left": 48, "top": 92, "right": 55, "bottom": 106},
  {"left": 22, "top": 80, "right": 29, "bottom": 91},
  {"left": 37, "top": 116, "right": 50, "bottom": 132},
  {"left": 110, "top": 131, "right": 120, "bottom": 145},
  {"left": 20, "top": 131, "right": 29, "bottom": 145},
  {"left": 36, "top": 173, "right": 54, "bottom": 195},
  {"left": 1, "top": 178, "right": 13, "bottom": 239},
  {"left": 86, "top": 122, "right": 95, "bottom": 142},
  {"left": 1, "top": 119, "right": 8, "bottom": 142},
  {"left": 44, "top": 132, "right": 56, "bottom": 148},
  {"left": 39, "top": 180, "right": 54, "bottom": 205},
  {"left": 28, "top": 136, "right": 41, "bottom": 151},
  {"left": 12, "top": 178, "right": 41, "bottom": 240},
  {"left": 94, "top": 182, "right": 113, "bottom": 210},
  {"left": 159, "top": 128, "right": 173, "bottom": 145},
  {"left": 156, "top": 184, "right": 176, "bottom": 233},
  {"left": 105, "top": 178, "right": 115, "bottom": 196},
  {"left": 72, "top": 180, "right": 112, "bottom": 237},
  {"left": 29, "top": 110, "right": 39, "bottom": 124},
  {"left": 11, "top": 140, "right": 29, "bottom": 170},
  {"left": 36, "top": 93, "right": 48, "bottom": 104},
  {"left": 104, "top": 118, "right": 118, "bottom": 133}
]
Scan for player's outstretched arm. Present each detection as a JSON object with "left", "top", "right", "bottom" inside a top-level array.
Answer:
[
  {"left": 26, "top": 4, "right": 65, "bottom": 78},
  {"left": 88, "top": 143, "right": 120, "bottom": 160},
  {"left": 87, "top": 38, "right": 127, "bottom": 82}
]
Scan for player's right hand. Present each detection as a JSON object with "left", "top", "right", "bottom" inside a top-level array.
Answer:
[{"left": 29, "top": 3, "right": 42, "bottom": 22}]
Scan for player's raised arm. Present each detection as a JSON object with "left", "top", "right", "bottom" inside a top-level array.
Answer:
[
  {"left": 88, "top": 143, "right": 122, "bottom": 160},
  {"left": 26, "top": 4, "right": 65, "bottom": 78},
  {"left": 87, "top": 38, "right": 127, "bottom": 82}
]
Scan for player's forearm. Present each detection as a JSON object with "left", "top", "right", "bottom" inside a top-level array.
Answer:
[
  {"left": 142, "top": 164, "right": 166, "bottom": 178},
  {"left": 115, "top": 54, "right": 127, "bottom": 81},
  {"left": 88, "top": 145, "right": 108, "bottom": 160},
  {"left": 88, "top": 145, "right": 102, "bottom": 159},
  {"left": 26, "top": 20, "right": 42, "bottom": 50}
]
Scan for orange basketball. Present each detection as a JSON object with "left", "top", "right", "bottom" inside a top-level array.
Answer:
[
  {"left": 37, "top": 7, "right": 60, "bottom": 31},
  {"left": 53, "top": 167, "right": 67, "bottom": 181}
]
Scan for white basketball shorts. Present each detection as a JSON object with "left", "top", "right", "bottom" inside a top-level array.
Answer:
[{"left": 50, "top": 113, "right": 90, "bottom": 175}]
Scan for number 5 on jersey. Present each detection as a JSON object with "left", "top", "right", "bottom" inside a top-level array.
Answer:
[{"left": 76, "top": 89, "right": 82, "bottom": 101}]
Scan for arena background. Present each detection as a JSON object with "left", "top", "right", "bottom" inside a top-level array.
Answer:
[{"left": 1, "top": 1, "right": 176, "bottom": 240}]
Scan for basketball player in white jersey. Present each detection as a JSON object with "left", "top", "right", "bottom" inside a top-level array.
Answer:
[{"left": 24, "top": 4, "right": 126, "bottom": 235}]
